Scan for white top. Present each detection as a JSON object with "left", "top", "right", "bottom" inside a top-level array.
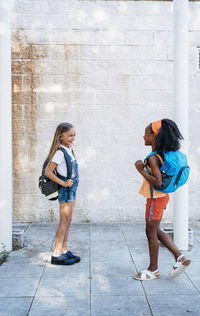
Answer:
[{"left": 52, "top": 145, "right": 76, "bottom": 178}]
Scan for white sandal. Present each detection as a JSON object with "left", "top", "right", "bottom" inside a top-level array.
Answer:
[
  {"left": 169, "top": 254, "right": 191, "bottom": 278},
  {"left": 134, "top": 269, "right": 160, "bottom": 281}
]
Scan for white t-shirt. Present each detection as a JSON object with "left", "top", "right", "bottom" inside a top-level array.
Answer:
[{"left": 52, "top": 145, "right": 76, "bottom": 178}]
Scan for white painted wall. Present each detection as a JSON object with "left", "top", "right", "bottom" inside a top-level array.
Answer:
[{"left": 11, "top": 1, "right": 200, "bottom": 222}]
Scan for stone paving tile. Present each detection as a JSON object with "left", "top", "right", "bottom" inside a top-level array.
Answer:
[
  {"left": 184, "top": 245, "right": 200, "bottom": 262},
  {"left": 0, "top": 262, "right": 44, "bottom": 278},
  {"left": 122, "top": 230, "right": 149, "bottom": 241},
  {"left": 90, "top": 239, "right": 128, "bottom": 250},
  {"left": 91, "top": 276, "right": 144, "bottom": 296},
  {"left": 36, "top": 276, "right": 90, "bottom": 297},
  {"left": 0, "top": 298, "right": 32, "bottom": 316},
  {"left": 189, "top": 276, "right": 200, "bottom": 292},
  {"left": 43, "top": 261, "right": 89, "bottom": 278},
  {"left": 0, "top": 278, "right": 39, "bottom": 297},
  {"left": 91, "top": 260, "right": 136, "bottom": 276},
  {"left": 90, "top": 223, "right": 121, "bottom": 231},
  {"left": 185, "top": 261, "right": 200, "bottom": 276},
  {"left": 130, "top": 247, "right": 173, "bottom": 262},
  {"left": 142, "top": 276, "right": 198, "bottom": 296},
  {"left": 148, "top": 295, "right": 200, "bottom": 316},
  {"left": 90, "top": 230, "right": 124, "bottom": 241},
  {"left": 69, "top": 224, "right": 90, "bottom": 240},
  {"left": 66, "top": 238, "right": 90, "bottom": 251},
  {"left": 91, "top": 295, "right": 152, "bottom": 316},
  {"left": 3, "top": 222, "right": 200, "bottom": 315},
  {"left": 126, "top": 239, "right": 148, "bottom": 249},
  {"left": 91, "top": 249, "right": 132, "bottom": 262},
  {"left": 6, "top": 250, "right": 51, "bottom": 264},
  {"left": 29, "top": 296, "right": 90, "bottom": 316}
]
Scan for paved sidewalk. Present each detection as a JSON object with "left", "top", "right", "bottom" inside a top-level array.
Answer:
[{"left": 0, "top": 222, "right": 200, "bottom": 316}]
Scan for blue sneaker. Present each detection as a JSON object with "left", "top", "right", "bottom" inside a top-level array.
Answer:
[
  {"left": 66, "top": 251, "right": 81, "bottom": 263},
  {"left": 51, "top": 253, "right": 76, "bottom": 265}
]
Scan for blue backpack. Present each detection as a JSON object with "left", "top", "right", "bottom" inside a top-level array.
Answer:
[{"left": 145, "top": 150, "right": 190, "bottom": 220}]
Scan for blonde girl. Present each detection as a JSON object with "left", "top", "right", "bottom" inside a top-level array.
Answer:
[{"left": 45, "top": 122, "right": 80, "bottom": 265}]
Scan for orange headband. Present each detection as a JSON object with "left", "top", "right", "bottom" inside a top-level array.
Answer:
[{"left": 152, "top": 120, "right": 162, "bottom": 136}]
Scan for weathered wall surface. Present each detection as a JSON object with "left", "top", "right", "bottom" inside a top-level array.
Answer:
[{"left": 11, "top": 0, "right": 200, "bottom": 222}]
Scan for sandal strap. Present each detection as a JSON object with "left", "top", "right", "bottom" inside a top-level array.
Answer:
[
  {"left": 177, "top": 254, "right": 185, "bottom": 262},
  {"left": 141, "top": 269, "right": 159, "bottom": 280}
]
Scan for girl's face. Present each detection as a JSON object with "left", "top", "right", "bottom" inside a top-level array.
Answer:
[
  {"left": 60, "top": 128, "right": 76, "bottom": 147},
  {"left": 143, "top": 126, "right": 155, "bottom": 146}
]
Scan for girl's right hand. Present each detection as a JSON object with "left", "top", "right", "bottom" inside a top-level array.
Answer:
[{"left": 63, "top": 179, "right": 73, "bottom": 187}]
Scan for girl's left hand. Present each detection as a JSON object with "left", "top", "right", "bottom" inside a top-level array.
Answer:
[{"left": 135, "top": 160, "right": 145, "bottom": 172}]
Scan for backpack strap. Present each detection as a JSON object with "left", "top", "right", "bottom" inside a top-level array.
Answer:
[
  {"left": 60, "top": 147, "right": 73, "bottom": 180},
  {"left": 145, "top": 152, "right": 164, "bottom": 221},
  {"left": 148, "top": 184, "right": 154, "bottom": 221},
  {"left": 174, "top": 166, "right": 190, "bottom": 187}
]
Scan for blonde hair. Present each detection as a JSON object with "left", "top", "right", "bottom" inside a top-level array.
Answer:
[{"left": 48, "top": 122, "right": 74, "bottom": 161}]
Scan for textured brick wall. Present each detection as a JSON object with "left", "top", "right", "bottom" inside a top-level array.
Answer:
[{"left": 11, "top": 0, "right": 200, "bottom": 222}]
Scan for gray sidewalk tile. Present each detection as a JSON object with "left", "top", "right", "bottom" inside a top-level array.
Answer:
[
  {"left": 185, "top": 261, "right": 200, "bottom": 276},
  {"left": 90, "top": 231, "right": 124, "bottom": 241},
  {"left": 126, "top": 239, "right": 148, "bottom": 249},
  {"left": 142, "top": 277, "right": 198, "bottom": 296},
  {"left": 68, "top": 224, "right": 90, "bottom": 240},
  {"left": 0, "top": 262, "right": 44, "bottom": 278},
  {"left": 120, "top": 222, "right": 145, "bottom": 232},
  {"left": 29, "top": 296, "right": 90, "bottom": 316},
  {"left": 122, "top": 230, "right": 148, "bottom": 241},
  {"left": 91, "top": 295, "right": 151, "bottom": 316},
  {"left": 148, "top": 295, "right": 200, "bottom": 316},
  {"left": 7, "top": 250, "right": 51, "bottom": 264},
  {"left": 91, "top": 261, "right": 136, "bottom": 276},
  {"left": 91, "top": 276, "right": 144, "bottom": 296},
  {"left": 23, "top": 238, "right": 53, "bottom": 252},
  {"left": 3, "top": 221, "right": 200, "bottom": 315},
  {"left": 90, "top": 239, "right": 128, "bottom": 250},
  {"left": 90, "top": 223, "right": 121, "bottom": 231},
  {"left": 43, "top": 262, "right": 89, "bottom": 278},
  {"left": 130, "top": 247, "right": 173, "bottom": 262},
  {"left": 91, "top": 249, "right": 132, "bottom": 262},
  {"left": 0, "top": 298, "right": 32, "bottom": 316},
  {"left": 66, "top": 239, "right": 90, "bottom": 252},
  {"left": 36, "top": 276, "right": 90, "bottom": 297},
  {"left": 184, "top": 245, "right": 200, "bottom": 262},
  {"left": 0, "top": 278, "right": 39, "bottom": 297},
  {"left": 190, "top": 276, "right": 200, "bottom": 292}
]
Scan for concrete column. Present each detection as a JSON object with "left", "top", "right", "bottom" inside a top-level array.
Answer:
[
  {"left": 173, "top": 0, "right": 189, "bottom": 250},
  {"left": 0, "top": 0, "right": 12, "bottom": 252}
]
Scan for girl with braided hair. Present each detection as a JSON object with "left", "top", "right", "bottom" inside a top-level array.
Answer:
[{"left": 134, "top": 119, "right": 191, "bottom": 281}]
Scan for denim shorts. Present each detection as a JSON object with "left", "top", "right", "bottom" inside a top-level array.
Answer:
[{"left": 58, "top": 179, "right": 79, "bottom": 203}]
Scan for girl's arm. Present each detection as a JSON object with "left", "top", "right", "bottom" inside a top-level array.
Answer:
[
  {"left": 45, "top": 161, "right": 73, "bottom": 187},
  {"left": 135, "top": 156, "right": 162, "bottom": 187}
]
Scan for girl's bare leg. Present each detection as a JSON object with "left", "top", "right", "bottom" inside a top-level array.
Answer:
[
  {"left": 61, "top": 201, "right": 76, "bottom": 253},
  {"left": 157, "top": 225, "right": 181, "bottom": 260},
  {"left": 53, "top": 202, "right": 73, "bottom": 255},
  {"left": 146, "top": 219, "right": 161, "bottom": 271}
]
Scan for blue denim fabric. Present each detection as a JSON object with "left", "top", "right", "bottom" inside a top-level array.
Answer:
[{"left": 58, "top": 151, "right": 79, "bottom": 203}]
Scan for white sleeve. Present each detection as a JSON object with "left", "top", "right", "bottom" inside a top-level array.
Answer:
[{"left": 51, "top": 150, "right": 65, "bottom": 165}]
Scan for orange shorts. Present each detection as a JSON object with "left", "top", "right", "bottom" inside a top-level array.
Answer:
[{"left": 145, "top": 194, "right": 169, "bottom": 220}]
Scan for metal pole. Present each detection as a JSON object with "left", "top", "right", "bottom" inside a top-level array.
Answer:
[
  {"left": 173, "top": 0, "right": 189, "bottom": 250},
  {"left": 0, "top": 0, "right": 12, "bottom": 252}
]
